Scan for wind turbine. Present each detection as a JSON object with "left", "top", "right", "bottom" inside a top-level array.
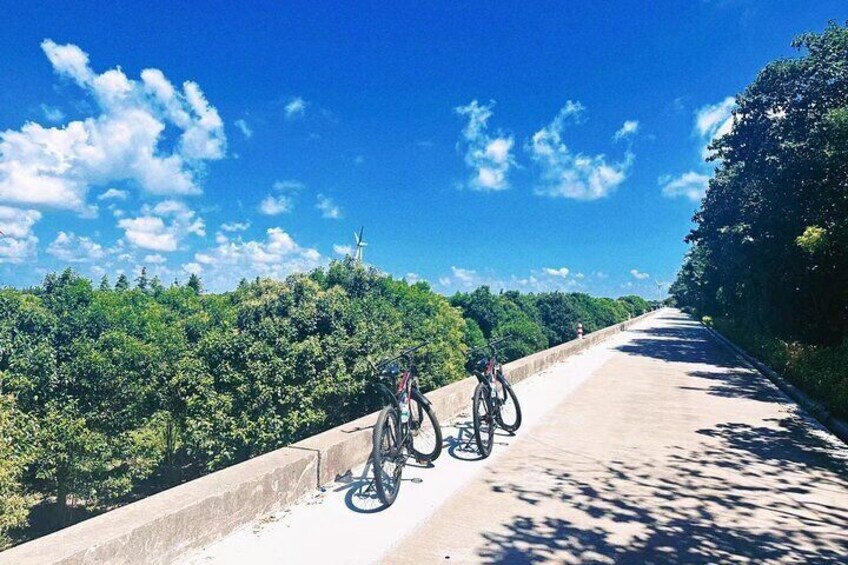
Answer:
[
  {"left": 353, "top": 226, "right": 367, "bottom": 263},
  {"left": 654, "top": 280, "right": 665, "bottom": 306}
]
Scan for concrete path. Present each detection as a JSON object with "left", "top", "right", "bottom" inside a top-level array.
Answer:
[{"left": 182, "top": 311, "right": 848, "bottom": 564}]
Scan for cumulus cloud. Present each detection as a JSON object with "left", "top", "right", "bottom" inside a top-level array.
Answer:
[
  {"left": 97, "top": 188, "right": 128, "bottom": 201},
  {"left": 118, "top": 200, "right": 205, "bottom": 252},
  {"left": 143, "top": 253, "right": 167, "bottom": 264},
  {"left": 0, "top": 206, "right": 41, "bottom": 263},
  {"left": 614, "top": 120, "right": 639, "bottom": 141},
  {"left": 543, "top": 267, "right": 570, "bottom": 278},
  {"left": 220, "top": 221, "right": 250, "bottom": 232},
  {"left": 285, "top": 97, "right": 306, "bottom": 118},
  {"left": 259, "top": 195, "right": 293, "bottom": 215},
  {"left": 659, "top": 171, "right": 710, "bottom": 201},
  {"left": 333, "top": 244, "right": 353, "bottom": 256},
  {"left": 316, "top": 194, "right": 342, "bottom": 219},
  {"left": 182, "top": 262, "right": 203, "bottom": 276},
  {"left": 630, "top": 269, "right": 650, "bottom": 280},
  {"left": 437, "top": 264, "right": 587, "bottom": 293},
  {"left": 0, "top": 40, "right": 225, "bottom": 214},
  {"left": 47, "top": 231, "right": 105, "bottom": 262},
  {"left": 193, "top": 227, "right": 323, "bottom": 289},
  {"left": 450, "top": 266, "right": 478, "bottom": 287},
  {"left": 455, "top": 100, "right": 515, "bottom": 191},
  {"left": 529, "top": 101, "right": 632, "bottom": 200}
]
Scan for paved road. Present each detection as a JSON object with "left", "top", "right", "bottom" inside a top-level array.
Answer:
[{"left": 184, "top": 311, "right": 848, "bottom": 564}]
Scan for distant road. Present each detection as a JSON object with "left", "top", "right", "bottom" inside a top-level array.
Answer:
[{"left": 183, "top": 310, "right": 848, "bottom": 563}]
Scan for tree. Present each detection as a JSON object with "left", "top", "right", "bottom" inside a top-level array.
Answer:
[
  {"left": 187, "top": 273, "right": 203, "bottom": 295},
  {"left": 115, "top": 274, "right": 129, "bottom": 292},
  {"left": 0, "top": 395, "right": 33, "bottom": 549},
  {"left": 135, "top": 267, "right": 149, "bottom": 292},
  {"left": 98, "top": 275, "right": 111, "bottom": 292},
  {"left": 676, "top": 22, "right": 848, "bottom": 344},
  {"left": 150, "top": 276, "right": 164, "bottom": 296}
]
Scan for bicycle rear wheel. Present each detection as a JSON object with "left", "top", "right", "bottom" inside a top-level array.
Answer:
[
  {"left": 409, "top": 391, "right": 443, "bottom": 463},
  {"left": 372, "top": 406, "right": 403, "bottom": 506},
  {"left": 472, "top": 382, "right": 495, "bottom": 458},
  {"left": 495, "top": 372, "right": 522, "bottom": 433}
]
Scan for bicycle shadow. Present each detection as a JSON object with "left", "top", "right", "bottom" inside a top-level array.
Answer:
[
  {"left": 445, "top": 420, "right": 513, "bottom": 462},
  {"left": 339, "top": 457, "right": 431, "bottom": 514}
]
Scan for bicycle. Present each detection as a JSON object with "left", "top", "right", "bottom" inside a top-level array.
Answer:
[
  {"left": 468, "top": 336, "right": 523, "bottom": 458},
  {"left": 369, "top": 342, "right": 443, "bottom": 506}
]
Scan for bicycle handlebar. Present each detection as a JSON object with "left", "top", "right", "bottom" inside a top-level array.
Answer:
[
  {"left": 467, "top": 335, "right": 511, "bottom": 357},
  {"left": 372, "top": 341, "right": 430, "bottom": 372}
]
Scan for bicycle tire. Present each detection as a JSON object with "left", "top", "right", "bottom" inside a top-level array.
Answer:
[
  {"left": 372, "top": 406, "right": 403, "bottom": 506},
  {"left": 409, "top": 391, "right": 443, "bottom": 463},
  {"left": 473, "top": 382, "right": 495, "bottom": 458},
  {"left": 495, "top": 372, "right": 522, "bottom": 433}
]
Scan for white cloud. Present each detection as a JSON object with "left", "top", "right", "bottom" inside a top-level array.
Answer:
[
  {"left": 220, "top": 221, "right": 250, "bottom": 232},
  {"left": 143, "top": 253, "right": 167, "bottom": 264},
  {"left": 0, "top": 206, "right": 41, "bottom": 263},
  {"left": 40, "top": 104, "right": 65, "bottom": 123},
  {"left": 97, "top": 188, "right": 128, "bottom": 201},
  {"left": 333, "top": 244, "right": 353, "bottom": 256},
  {"left": 630, "top": 269, "right": 650, "bottom": 280},
  {"left": 46, "top": 231, "right": 105, "bottom": 262},
  {"left": 259, "top": 194, "right": 293, "bottom": 215},
  {"left": 0, "top": 40, "right": 225, "bottom": 214},
  {"left": 451, "top": 266, "right": 478, "bottom": 285},
  {"left": 614, "top": 120, "right": 639, "bottom": 141},
  {"left": 182, "top": 262, "right": 203, "bottom": 275},
  {"left": 543, "top": 267, "right": 570, "bottom": 278},
  {"left": 695, "top": 97, "right": 735, "bottom": 158},
  {"left": 316, "top": 194, "right": 342, "bottom": 219},
  {"left": 529, "top": 101, "right": 632, "bottom": 200},
  {"left": 404, "top": 272, "right": 421, "bottom": 283},
  {"left": 657, "top": 96, "right": 735, "bottom": 199},
  {"left": 659, "top": 171, "right": 710, "bottom": 201},
  {"left": 118, "top": 199, "right": 205, "bottom": 252},
  {"left": 234, "top": 118, "right": 252, "bottom": 139},
  {"left": 193, "top": 227, "right": 323, "bottom": 289},
  {"left": 455, "top": 100, "right": 515, "bottom": 191},
  {"left": 285, "top": 97, "right": 306, "bottom": 119},
  {"left": 0, "top": 206, "right": 41, "bottom": 239},
  {"left": 273, "top": 179, "right": 305, "bottom": 192}
]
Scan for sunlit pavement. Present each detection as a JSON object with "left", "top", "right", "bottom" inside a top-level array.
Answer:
[{"left": 181, "top": 311, "right": 848, "bottom": 564}]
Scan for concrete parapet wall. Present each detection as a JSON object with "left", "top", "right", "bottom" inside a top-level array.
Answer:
[{"left": 0, "top": 310, "right": 656, "bottom": 565}]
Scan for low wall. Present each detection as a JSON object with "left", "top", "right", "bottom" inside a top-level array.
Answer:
[{"left": 1, "top": 310, "right": 657, "bottom": 565}]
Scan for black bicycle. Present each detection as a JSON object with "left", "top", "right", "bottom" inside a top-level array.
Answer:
[
  {"left": 369, "top": 342, "right": 442, "bottom": 506},
  {"left": 468, "top": 336, "right": 523, "bottom": 458}
]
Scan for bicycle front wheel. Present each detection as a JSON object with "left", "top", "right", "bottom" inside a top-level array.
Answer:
[
  {"left": 372, "top": 406, "right": 403, "bottom": 506},
  {"left": 494, "top": 372, "right": 522, "bottom": 433},
  {"left": 473, "top": 382, "right": 495, "bottom": 458},
  {"left": 409, "top": 390, "right": 443, "bottom": 463}
]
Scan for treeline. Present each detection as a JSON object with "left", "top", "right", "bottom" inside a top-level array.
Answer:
[
  {"left": 0, "top": 260, "right": 649, "bottom": 547},
  {"left": 671, "top": 24, "right": 848, "bottom": 418}
]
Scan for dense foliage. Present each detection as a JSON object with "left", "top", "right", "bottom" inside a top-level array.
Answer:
[
  {"left": 0, "top": 260, "right": 648, "bottom": 548},
  {"left": 671, "top": 23, "right": 848, "bottom": 418}
]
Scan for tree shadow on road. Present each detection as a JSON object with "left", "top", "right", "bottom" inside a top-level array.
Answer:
[
  {"left": 616, "top": 317, "right": 737, "bottom": 368},
  {"left": 475, "top": 315, "right": 848, "bottom": 563},
  {"left": 477, "top": 417, "right": 848, "bottom": 563}
]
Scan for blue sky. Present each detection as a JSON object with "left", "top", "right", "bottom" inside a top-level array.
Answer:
[{"left": 0, "top": 2, "right": 843, "bottom": 296}]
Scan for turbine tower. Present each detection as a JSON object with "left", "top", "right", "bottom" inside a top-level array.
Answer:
[
  {"left": 353, "top": 226, "right": 367, "bottom": 263},
  {"left": 654, "top": 280, "right": 665, "bottom": 305}
]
